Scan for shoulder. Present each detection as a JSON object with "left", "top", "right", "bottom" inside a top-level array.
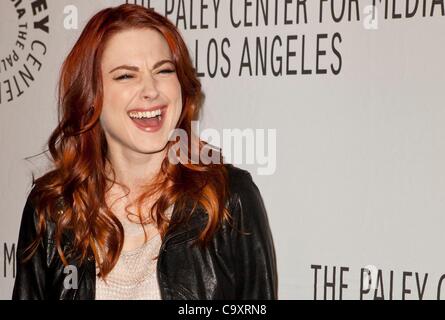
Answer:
[
  {"left": 18, "top": 188, "right": 60, "bottom": 243},
  {"left": 223, "top": 163, "right": 268, "bottom": 225},
  {"left": 19, "top": 192, "right": 40, "bottom": 236},
  {"left": 19, "top": 188, "right": 49, "bottom": 232},
  {"left": 224, "top": 163, "right": 256, "bottom": 194}
]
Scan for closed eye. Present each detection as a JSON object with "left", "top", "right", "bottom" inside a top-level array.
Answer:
[
  {"left": 159, "top": 69, "right": 176, "bottom": 74},
  {"left": 114, "top": 74, "right": 134, "bottom": 80},
  {"left": 113, "top": 69, "right": 175, "bottom": 80}
]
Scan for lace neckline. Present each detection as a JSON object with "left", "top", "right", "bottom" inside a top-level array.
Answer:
[{"left": 120, "top": 232, "right": 160, "bottom": 256}]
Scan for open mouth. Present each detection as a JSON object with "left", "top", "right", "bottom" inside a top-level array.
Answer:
[{"left": 127, "top": 106, "right": 166, "bottom": 132}]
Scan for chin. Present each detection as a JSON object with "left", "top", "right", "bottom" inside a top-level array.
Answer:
[{"left": 136, "top": 142, "right": 169, "bottom": 155}]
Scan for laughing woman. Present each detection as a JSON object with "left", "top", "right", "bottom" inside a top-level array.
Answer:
[{"left": 12, "top": 4, "right": 277, "bottom": 300}]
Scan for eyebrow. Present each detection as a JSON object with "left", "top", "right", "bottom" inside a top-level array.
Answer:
[{"left": 108, "top": 59, "right": 174, "bottom": 73}]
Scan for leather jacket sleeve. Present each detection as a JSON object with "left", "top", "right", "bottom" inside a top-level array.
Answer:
[
  {"left": 229, "top": 169, "right": 278, "bottom": 299},
  {"left": 12, "top": 197, "right": 48, "bottom": 300}
]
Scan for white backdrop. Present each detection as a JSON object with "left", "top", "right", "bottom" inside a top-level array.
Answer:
[{"left": 1, "top": 0, "right": 445, "bottom": 299}]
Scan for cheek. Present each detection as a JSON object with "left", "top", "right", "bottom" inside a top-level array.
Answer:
[
  {"left": 99, "top": 105, "right": 117, "bottom": 132},
  {"left": 100, "top": 82, "right": 128, "bottom": 128},
  {"left": 102, "top": 82, "right": 136, "bottom": 118},
  {"left": 168, "top": 83, "right": 183, "bottom": 121},
  {"left": 103, "top": 81, "right": 125, "bottom": 108}
]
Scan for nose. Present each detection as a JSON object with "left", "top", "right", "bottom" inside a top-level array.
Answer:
[{"left": 140, "top": 74, "right": 159, "bottom": 101}]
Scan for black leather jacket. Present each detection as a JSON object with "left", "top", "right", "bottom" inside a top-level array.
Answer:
[{"left": 12, "top": 164, "right": 278, "bottom": 300}]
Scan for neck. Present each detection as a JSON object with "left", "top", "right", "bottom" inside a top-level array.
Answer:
[{"left": 105, "top": 147, "right": 167, "bottom": 199}]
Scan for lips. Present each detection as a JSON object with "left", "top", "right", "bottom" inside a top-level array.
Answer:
[
  {"left": 127, "top": 105, "right": 167, "bottom": 114},
  {"left": 127, "top": 105, "right": 167, "bottom": 133}
]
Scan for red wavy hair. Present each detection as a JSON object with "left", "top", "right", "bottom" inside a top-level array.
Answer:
[{"left": 26, "top": 4, "right": 230, "bottom": 278}]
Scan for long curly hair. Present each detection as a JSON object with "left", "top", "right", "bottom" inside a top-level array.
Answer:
[{"left": 26, "top": 4, "right": 230, "bottom": 278}]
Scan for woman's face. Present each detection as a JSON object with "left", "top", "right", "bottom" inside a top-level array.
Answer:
[{"left": 100, "top": 28, "right": 182, "bottom": 156}]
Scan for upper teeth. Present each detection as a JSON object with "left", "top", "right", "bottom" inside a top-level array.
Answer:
[{"left": 128, "top": 109, "right": 162, "bottom": 119}]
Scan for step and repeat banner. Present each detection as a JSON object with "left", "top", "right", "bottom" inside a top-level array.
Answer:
[{"left": 1, "top": 0, "right": 444, "bottom": 299}]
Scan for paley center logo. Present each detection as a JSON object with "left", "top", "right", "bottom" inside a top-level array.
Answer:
[{"left": 0, "top": 0, "right": 50, "bottom": 105}]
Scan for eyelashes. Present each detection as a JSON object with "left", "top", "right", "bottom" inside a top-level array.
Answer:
[
  {"left": 160, "top": 69, "right": 176, "bottom": 74},
  {"left": 114, "top": 74, "right": 134, "bottom": 80},
  {"left": 113, "top": 69, "right": 176, "bottom": 81}
]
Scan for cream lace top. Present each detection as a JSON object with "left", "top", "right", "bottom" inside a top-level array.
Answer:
[{"left": 95, "top": 205, "right": 174, "bottom": 300}]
